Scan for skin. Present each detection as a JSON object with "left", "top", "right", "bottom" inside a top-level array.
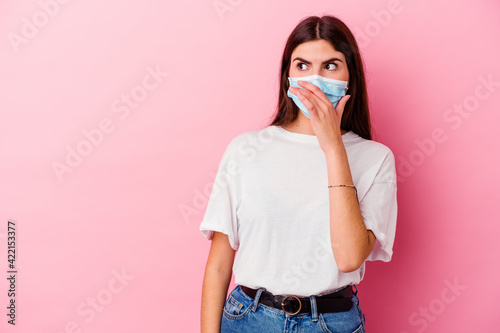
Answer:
[
  {"left": 284, "top": 38, "right": 349, "bottom": 137},
  {"left": 201, "top": 232, "right": 235, "bottom": 333},
  {"left": 284, "top": 39, "right": 376, "bottom": 272},
  {"left": 201, "top": 39, "right": 376, "bottom": 332}
]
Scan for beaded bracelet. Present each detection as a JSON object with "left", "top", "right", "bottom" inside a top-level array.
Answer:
[{"left": 328, "top": 184, "right": 358, "bottom": 202}]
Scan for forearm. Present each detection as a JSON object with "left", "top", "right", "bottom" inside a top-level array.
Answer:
[
  {"left": 201, "top": 265, "right": 232, "bottom": 333},
  {"left": 325, "top": 145, "right": 371, "bottom": 272}
]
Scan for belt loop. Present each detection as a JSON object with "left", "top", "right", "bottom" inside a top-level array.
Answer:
[
  {"left": 309, "top": 295, "right": 318, "bottom": 321},
  {"left": 352, "top": 284, "right": 358, "bottom": 296},
  {"left": 251, "top": 287, "right": 265, "bottom": 312}
]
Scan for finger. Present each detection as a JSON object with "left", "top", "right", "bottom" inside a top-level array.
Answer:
[
  {"left": 292, "top": 86, "right": 328, "bottom": 116},
  {"left": 335, "top": 95, "right": 351, "bottom": 120},
  {"left": 297, "top": 80, "right": 331, "bottom": 105},
  {"left": 292, "top": 88, "right": 323, "bottom": 120},
  {"left": 297, "top": 81, "right": 340, "bottom": 118}
]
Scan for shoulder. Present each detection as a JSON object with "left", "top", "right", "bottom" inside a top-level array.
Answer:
[
  {"left": 223, "top": 126, "right": 274, "bottom": 156},
  {"left": 345, "top": 132, "right": 394, "bottom": 158},
  {"left": 346, "top": 132, "right": 397, "bottom": 183}
]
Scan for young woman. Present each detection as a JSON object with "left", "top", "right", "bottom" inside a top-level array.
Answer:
[{"left": 200, "top": 15, "right": 398, "bottom": 333}]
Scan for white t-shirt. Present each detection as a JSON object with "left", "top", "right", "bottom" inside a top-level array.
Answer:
[{"left": 199, "top": 125, "right": 398, "bottom": 296}]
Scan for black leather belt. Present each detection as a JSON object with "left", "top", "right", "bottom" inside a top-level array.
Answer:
[{"left": 240, "top": 285, "right": 354, "bottom": 315}]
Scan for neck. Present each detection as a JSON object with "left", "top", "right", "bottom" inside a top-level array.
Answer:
[{"left": 282, "top": 113, "right": 347, "bottom": 136}]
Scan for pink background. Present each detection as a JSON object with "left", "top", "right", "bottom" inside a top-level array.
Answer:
[{"left": 1, "top": 0, "right": 499, "bottom": 332}]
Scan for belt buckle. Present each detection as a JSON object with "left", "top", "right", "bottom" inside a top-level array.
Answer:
[{"left": 281, "top": 295, "right": 302, "bottom": 315}]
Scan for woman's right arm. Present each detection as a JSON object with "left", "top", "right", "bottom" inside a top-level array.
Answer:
[{"left": 201, "top": 231, "right": 236, "bottom": 333}]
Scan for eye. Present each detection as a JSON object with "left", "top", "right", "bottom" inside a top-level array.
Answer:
[
  {"left": 325, "top": 63, "right": 337, "bottom": 70},
  {"left": 297, "top": 62, "right": 308, "bottom": 70}
]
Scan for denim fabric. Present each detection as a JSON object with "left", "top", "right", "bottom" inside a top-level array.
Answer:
[{"left": 220, "top": 285, "right": 366, "bottom": 333}]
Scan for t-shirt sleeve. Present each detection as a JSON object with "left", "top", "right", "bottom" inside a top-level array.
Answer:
[
  {"left": 199, "top": 139, "right": 241, "bottom": 251},
  {"left": 359, "top": 149, "right": 398, "bottom": 262}
]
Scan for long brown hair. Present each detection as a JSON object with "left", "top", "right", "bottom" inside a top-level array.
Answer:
[{"left": 269, "top": 15, "right": 372, "bottom": 140}]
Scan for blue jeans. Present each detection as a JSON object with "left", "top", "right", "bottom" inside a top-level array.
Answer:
[{"left": 220, "top": 285, "right": 366, "bottom": 333}]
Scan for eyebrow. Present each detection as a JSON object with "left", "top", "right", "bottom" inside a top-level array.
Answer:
[{"left": 292, "top": 57, "right": 342, "bottom": 64}]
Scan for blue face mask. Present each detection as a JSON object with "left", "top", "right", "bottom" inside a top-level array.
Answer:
[{"left": 286, "top": 74, "right": 348, "bottom": 119}]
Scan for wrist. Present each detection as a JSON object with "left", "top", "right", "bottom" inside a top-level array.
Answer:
[{"left": 324, "top": 141, "right": 346, "bottom": 157}]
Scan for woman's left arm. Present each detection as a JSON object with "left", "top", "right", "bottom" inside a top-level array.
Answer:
[
  {"left": 290, "top": 81, "right": 376, "bottom": 273},
  {"left": 324, "top": 144, "right": 376, "bottom": 273}
]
